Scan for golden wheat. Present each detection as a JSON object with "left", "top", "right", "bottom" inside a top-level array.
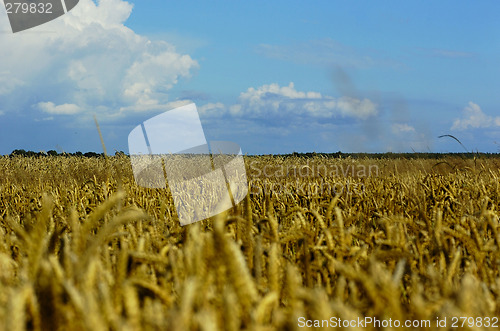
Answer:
[{"left": 0, "top": 154, "right": 499, "bottom": 330}]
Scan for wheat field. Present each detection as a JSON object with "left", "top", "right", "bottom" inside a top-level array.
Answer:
[{"left": 0, "top": 154, "right": 499, "bottom": 330}]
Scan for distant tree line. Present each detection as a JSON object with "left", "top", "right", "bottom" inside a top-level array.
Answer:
[
  {"left": 5, "top": 149, "right": 499, "bottom": 159},
  {"left": 263, "top": 151, "right": 500, "bottom": 159},
  {"left": 7, "top": 149, "right": 127, "bottom": 158}
]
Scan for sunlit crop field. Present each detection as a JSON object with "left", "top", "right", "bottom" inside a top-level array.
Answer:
[{"left": 0, "top": 155, "right": 499, "bottom": 330}]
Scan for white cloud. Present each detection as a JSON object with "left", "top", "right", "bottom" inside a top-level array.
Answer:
[
  {"left": 34, "top": 117, "right": 54, "bottom": 122},
  {"left": 229, "top": 104, "right": 242, "bottom": 115},
  {"left": 392, "top": 123, "right": 416, "bottom": 134},
  {"left": 117, "top": 99, "right": 193, "bottom": 114},
  {"left": 66, "top": 0, "right": 134, "bottom": 28},
  {"left": 0, "top": 74, "right": 24, "bottom": 96},
  {"left": 199, "top": 102, "right": 225, "bottom": 115},
  {"left": 336, "top": 96, "right": 378, "bottom": 120},
  {"left": 0, "top": 0, "right": 198, "bottom": 118},
  {"left": 203, "top": 82, "right": 377, "bottom": 120},
  {"left": 0, "top": 110, "right": 4, "bottom": 116},
  {"left": 37, "top": 102, "right": 81, "bottom": 115},
  {"left": 451, "top": 102, "right": 500, "bottom": 130}
]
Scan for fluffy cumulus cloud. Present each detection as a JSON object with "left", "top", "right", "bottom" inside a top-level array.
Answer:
[
  {"left": 392, "top": 123, "right": 416, "bottom": 134},
  {"left": 451, "top": 102, "right": 500, "bottom": 130},
  {"left": 0, "top": 0, "right": 198, "bottom": 118},
  {"left": 200, "top": 82, "right": 377, "bottom": 120},
  {"left": 37, "top": 102, "right": 81, "bottom": 115}
]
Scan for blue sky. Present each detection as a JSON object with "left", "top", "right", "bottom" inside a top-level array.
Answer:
[{"left": 0, "top": 0, "right": 499, "bottom": 154}]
